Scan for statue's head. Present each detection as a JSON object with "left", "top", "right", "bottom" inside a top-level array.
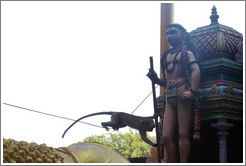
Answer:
[
  {"left": 166, "top": 23, "right": 200, "bottom": 61},
  {"left": 166, "top": 23, "right": 187, "bottom": 47}
]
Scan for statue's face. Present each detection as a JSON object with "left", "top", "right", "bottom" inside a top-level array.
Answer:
[{"left": 166, "top": 26, "right": 184, "bottom": 46}]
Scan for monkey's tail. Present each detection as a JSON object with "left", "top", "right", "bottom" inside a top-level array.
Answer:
[{"left": 62, "top": 111, "right": 114, "bottom": 138}]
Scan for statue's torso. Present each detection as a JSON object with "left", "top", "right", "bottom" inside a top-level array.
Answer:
[{"left": 165, "top": 52, "right": 188, "bottom": 89}]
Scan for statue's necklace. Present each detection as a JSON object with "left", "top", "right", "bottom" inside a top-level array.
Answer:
[{"left": 165, "top": 49, "right": 182, "bottom": 73}]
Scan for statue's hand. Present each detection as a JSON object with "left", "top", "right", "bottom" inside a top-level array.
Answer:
[
  {"left": 178, "top": 90, "right": 195, "bottom": 101},
  {"left": 147, "top": 68, "right": 159, "bottom": 83}
]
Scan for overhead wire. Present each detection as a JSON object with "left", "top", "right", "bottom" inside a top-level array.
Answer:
[
  {"left": 2, "top": 103, "right": 103, "bottom": 128},
  {"left": 131, "top": 85, "right": 159, "bottom": 115},
  {"left": 3, "top": 86, "right": 158, "bottom": 128}
]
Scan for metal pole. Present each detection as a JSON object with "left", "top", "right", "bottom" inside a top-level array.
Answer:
[
  {"left": 159, "top": 3, "right": 174, "bottom": 161},
  {"left": 160, "top": 3, "right": 174, "bottom": 94},
  {"left": 149, "top": 56, "right": 161, "bottom": 163}
]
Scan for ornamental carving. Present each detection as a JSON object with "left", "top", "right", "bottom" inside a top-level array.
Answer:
[
  {"left": 190, "top": 6, "right": 243, "bottom": 62},
  {"left": 210, "top": 84, "right": 219, "bottom": 95},
  {"left": 227, "top": 86, "right": 234, "bottom": 95}
]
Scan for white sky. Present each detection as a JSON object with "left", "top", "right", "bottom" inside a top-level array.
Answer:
[{"left": 1, "top": 1, "right": 245, "bottom": 149}]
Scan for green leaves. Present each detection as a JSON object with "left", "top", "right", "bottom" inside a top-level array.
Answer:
[{"left": 81, "top": 129, "right": 155, "bottom": 158}]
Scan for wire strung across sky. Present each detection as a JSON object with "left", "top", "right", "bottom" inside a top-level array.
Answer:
[
  {"left": 131, "top": 85, "right": 159, "bottom": 114},
  {"left": 2, "top": 102, "right": 103, "bottom": 128},
  {"left": 3, "top": 85, "right": 159, "bottom": 128}
]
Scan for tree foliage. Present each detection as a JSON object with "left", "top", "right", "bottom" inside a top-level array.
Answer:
[{"left": 81, "top": 129, "right": 156, "bottom": 158}]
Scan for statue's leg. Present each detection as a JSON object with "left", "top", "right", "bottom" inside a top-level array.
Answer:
[
  {"left": 177, "top": 99, "right": 192, "bottom": 163},
  {"left": 163, "top": 98, "right": 178, "bottom": 163}
]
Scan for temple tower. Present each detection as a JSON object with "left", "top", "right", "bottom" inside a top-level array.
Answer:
[{"left": 189, "top": 6, "right": 243, "bottom": 163}]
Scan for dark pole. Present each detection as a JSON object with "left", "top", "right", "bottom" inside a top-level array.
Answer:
[{"left": 149, "top": 56, "right": 161, "bottom": 163}]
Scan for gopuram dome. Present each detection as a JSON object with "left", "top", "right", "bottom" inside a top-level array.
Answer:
[
  {"left": 188, "top": 5, "right": 243, "bottom": 163},
  {"left": 190, "top": 6, "right": 243, "bottom": 63}
]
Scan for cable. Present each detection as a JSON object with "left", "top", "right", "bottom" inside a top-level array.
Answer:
[
  {"left": 3, "top": 86, "right": 159, "bottom": 128},
  {"left": 131, "top": 85, "right": 159, "bottom": 115},
  {"left": 2, "top": 103, "right": 103, "bottom": 128}
]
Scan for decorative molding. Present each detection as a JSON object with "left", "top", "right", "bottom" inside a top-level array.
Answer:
[
  {"left": 199, "top": 80, "right": 242, "bottom": 89},
  {"left": 227, "top": 86, "right": 234, "bottom": 95},
  {"left": 210, "top": 85, "right": 219, "bottom": 95},
  {"left": 200, "top": 94, "right": 242, "bottom": 103}
]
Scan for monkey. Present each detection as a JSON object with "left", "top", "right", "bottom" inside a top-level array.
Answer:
[{"left": 62, "top": 112, "right": 158, "bottom": 147}]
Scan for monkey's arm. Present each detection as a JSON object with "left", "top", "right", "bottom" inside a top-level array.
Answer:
[{"left": 139, "top": 130, "right": 157, "bottom": 147}]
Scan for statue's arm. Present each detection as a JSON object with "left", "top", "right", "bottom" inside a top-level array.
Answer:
[
  {"left": 156, "top": 78, "right": 166, "bottom": 87},
  {"left": 147, "top": 69, "right": 166, "bottom": 87},
  {"left": 187, "top": 51, "right": 201, "bottom": 94}
]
